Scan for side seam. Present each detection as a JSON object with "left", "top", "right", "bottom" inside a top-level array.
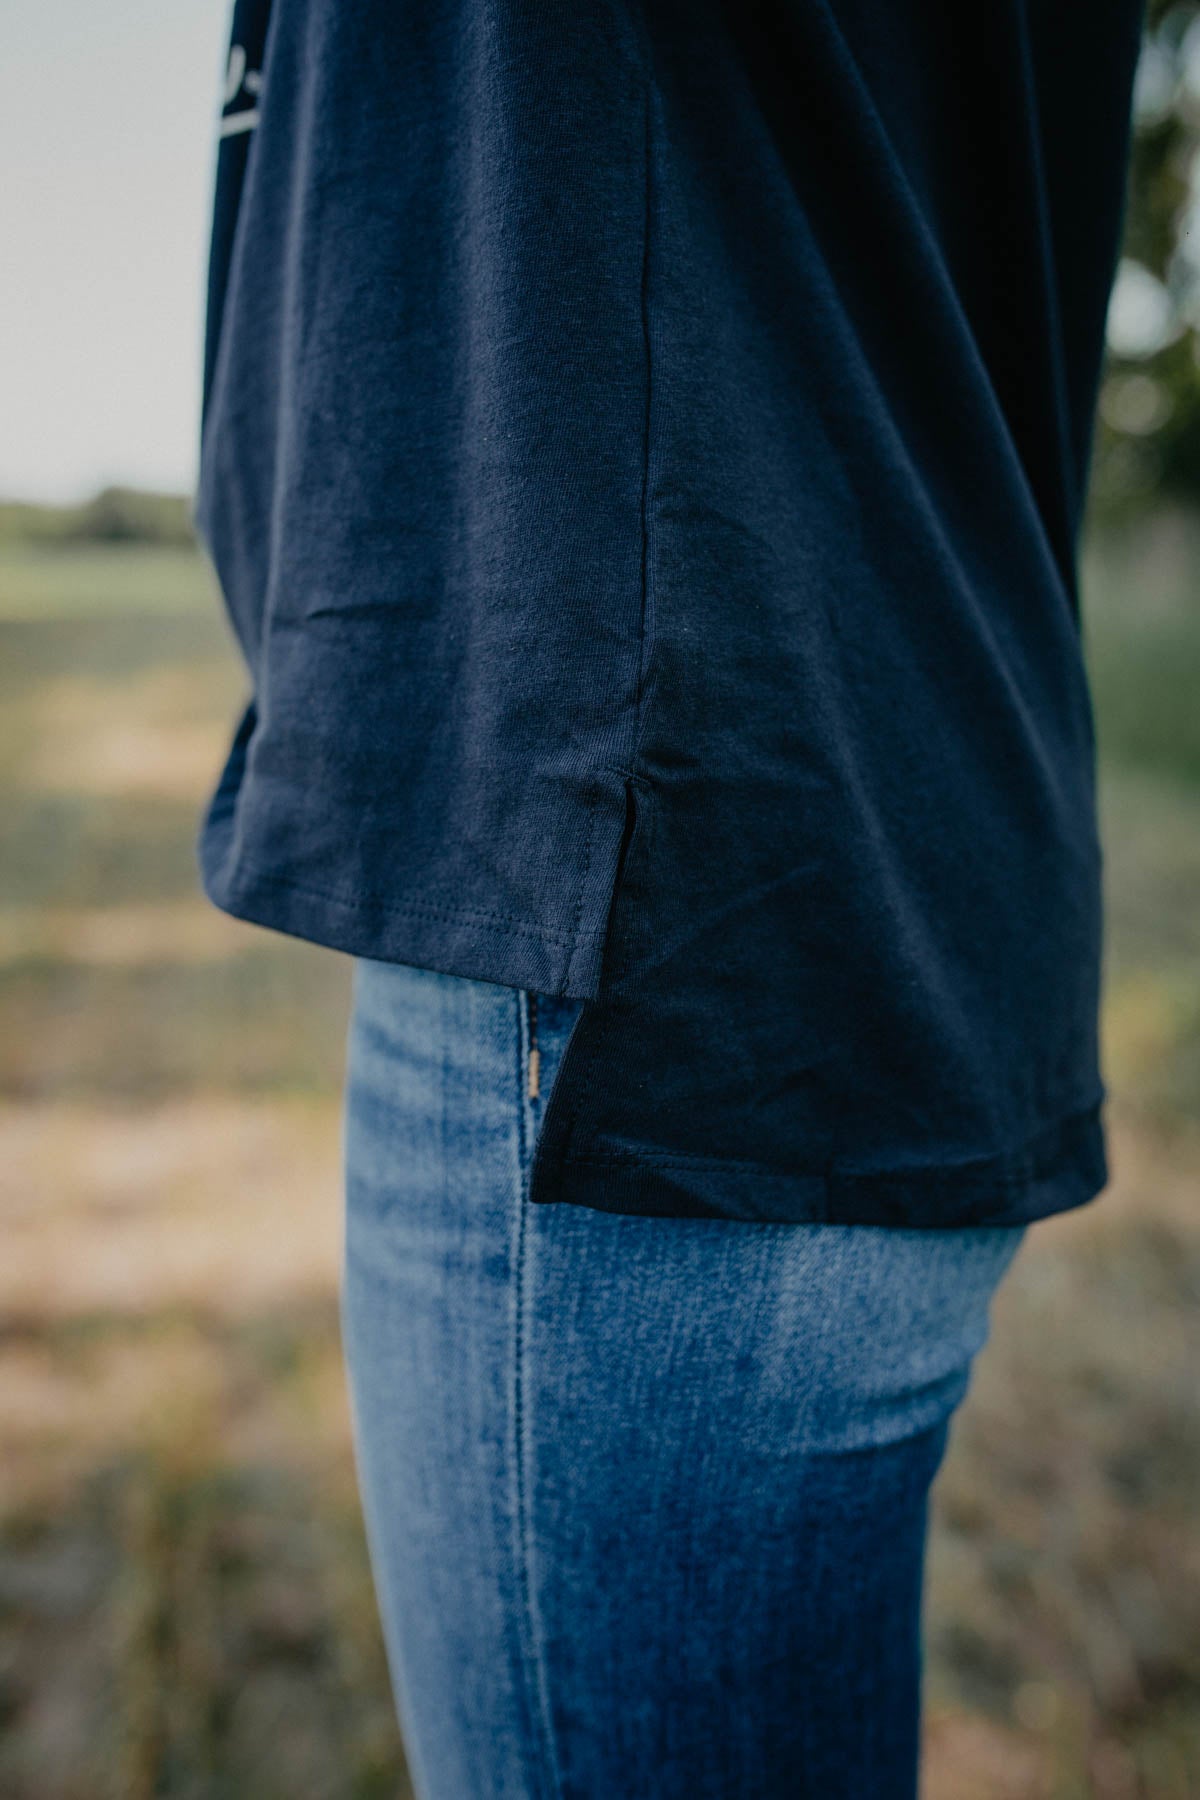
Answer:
[{"left": 511, "top": 988, "right": 565, "bottom": 1800}]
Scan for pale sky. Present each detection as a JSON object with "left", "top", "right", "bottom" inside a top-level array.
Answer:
[{"left": 1, "top": 2, "right": 231, "bottom": 503}]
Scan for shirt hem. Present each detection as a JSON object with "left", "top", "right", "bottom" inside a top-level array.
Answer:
[
  {"left": 199, "top": 847, "right": 609, "bottom": 1000},
  {"left": 534, "top": 1100, "right": 1108, "bottom": 1228}
]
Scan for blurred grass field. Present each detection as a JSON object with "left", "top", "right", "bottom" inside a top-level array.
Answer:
[{"left": 0, "top": 520, "right": 1197, "bottom": 1799}]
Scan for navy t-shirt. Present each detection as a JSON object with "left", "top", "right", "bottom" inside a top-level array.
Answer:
[{"left": 195, "top": 0, "right": 1145, "bottom": 1225}]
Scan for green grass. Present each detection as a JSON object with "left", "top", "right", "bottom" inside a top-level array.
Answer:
[{"left": 0, "top": 543, "right": 219, "bottom": 621}]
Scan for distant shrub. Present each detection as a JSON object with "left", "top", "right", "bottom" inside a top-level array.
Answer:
[
  {"left": 66, "top": 487, "right": 196, "bottom": 546},
  {"left": 0, "top": 487, "right": 196, "bottom": 547}
]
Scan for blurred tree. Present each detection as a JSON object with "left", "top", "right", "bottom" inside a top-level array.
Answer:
[
  {"left": 0, "top": 487, "right": 196, "bottom": 547},
  {"left": 1094, "top": 0, "right": 1200, "bottom": 516},
  {"left": 66, "top": 485, "right": 196, "bottom": 546}
]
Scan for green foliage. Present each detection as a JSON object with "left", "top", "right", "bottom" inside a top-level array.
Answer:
[
  {"left": 1084, "top": 507, "right": 1200, "bottom": 788},
  {"left": 66, "top": 486, "right": 196, "bottom": 546},
  {"left": 1094, "top": 2, "right": 1200, "bottom": 517},
  {"left": 0, "top": 487, "right": 195, "bottom": 548}
]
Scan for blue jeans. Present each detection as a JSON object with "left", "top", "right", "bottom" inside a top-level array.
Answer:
[{"left": 341, "top": 959, "right": 1026, "bottom": 1799}]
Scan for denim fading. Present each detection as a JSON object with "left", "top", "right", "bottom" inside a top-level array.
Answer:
[{"left": 341, "top": 957, "right": 1026, "bottom": 1800}]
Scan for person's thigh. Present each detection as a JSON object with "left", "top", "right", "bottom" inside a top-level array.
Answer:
[
  {"left": 340, "top": 958, "right": 1025, "bottom": 1800},
  {"left": 341, "top": 960, "right": 541, "bottom": 1799}
]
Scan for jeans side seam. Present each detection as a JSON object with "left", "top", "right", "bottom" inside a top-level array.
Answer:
[{"left": 512, "top": 988, "right": 564, "bottom": 1800}]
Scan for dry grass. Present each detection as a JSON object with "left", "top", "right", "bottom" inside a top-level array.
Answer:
[
  {"left": 0, "top": 1093, "right": 405, "bottom": 1800},
  {"left": 0, "top": 538, "right": 1197, "bottom": 1797}
]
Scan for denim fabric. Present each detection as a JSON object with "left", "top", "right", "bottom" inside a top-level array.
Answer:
[{"left": 341, "top": 958, "right": 1026, "bottom": 1799}]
